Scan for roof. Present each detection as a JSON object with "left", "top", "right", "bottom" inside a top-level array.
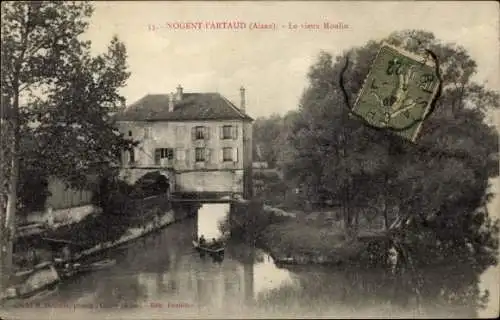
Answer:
[{"left": 114, "top": 93, "right": 253, "bottom": 122}]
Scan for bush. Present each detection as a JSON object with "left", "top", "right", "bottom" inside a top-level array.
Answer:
[{"left": 220, "top": 200, "right": 292, "bottom": 244}]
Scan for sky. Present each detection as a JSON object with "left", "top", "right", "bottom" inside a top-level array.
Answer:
[{"left": 84, "top": 1, "right": 499, "bottom": 120}]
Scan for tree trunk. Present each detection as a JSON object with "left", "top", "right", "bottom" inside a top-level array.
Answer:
[
  {"left": 1, "top": 93, "right": 20, "bottom": 293},
  {"left": 383, "top": 200, "right": 389, "bottom": 231},
  {"left": 0, "top": 204, "right": 6, "bottom": 293}
]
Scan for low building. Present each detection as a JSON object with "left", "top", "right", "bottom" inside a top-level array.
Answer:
[
  {"left": 20, "top": 175, "right": 100, "bottom": 227},
  {"left": 114, "top": 86, "right": 254, "bottom": 199}
]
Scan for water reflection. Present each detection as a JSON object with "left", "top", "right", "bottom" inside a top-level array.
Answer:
[
  {"left": 254, "top": 254, "right": 295, "bottom": 297},
  {"left": 197, "top": 204, "right": 229, "bottom": 240},
  {"left": 2, "top": 205, "right": 492, "bottom": 318}
]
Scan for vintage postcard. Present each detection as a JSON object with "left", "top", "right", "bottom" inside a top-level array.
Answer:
[{"left": 1, "top": 1, "right": 499, "bottom": 319}]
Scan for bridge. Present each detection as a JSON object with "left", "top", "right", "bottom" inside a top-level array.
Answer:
[{"left": 171, "top": 198, "right": 237, "bottom": 204}]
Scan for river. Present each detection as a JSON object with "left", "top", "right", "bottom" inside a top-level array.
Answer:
[{"left": 1, "top": 203, "right": 497, "bottom": 319}]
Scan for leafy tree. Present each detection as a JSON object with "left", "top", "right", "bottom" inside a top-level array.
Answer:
[
  {"left": 252, "top": 114, "right": 284, "bottom": 168},
  {"left": 1, "top": 1, "right": 135, "bottom": 291}
]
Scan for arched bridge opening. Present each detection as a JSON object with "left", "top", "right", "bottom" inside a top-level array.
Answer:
[{"left": 129, "top": 171, "right": 172, "bottom": 199}]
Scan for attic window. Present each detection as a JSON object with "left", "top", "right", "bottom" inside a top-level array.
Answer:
[{"left": 128, "top": 130, "right": 132, "bottom": 137}]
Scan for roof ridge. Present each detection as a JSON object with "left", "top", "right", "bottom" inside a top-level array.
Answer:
[
  {"left": 116, "top": 92, "right": 253, "bottom": 122},
  {"left": 218, "top": 93, "right": 249, "bottom": 118}
]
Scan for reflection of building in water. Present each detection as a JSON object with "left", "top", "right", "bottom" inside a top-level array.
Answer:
[
  {"left": 134, "top": 232, "right": 256, "bottom": 311},
  {"left": 136, "top": 259, "right": 256, "bottom": 310}
]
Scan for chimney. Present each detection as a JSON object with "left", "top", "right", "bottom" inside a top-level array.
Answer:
[
  {"left": 176, "top": 85, "right": 183, "bottom": 101},
  {"left": 168, "top": 93, "right": 175, "bottom": 112},
  {"left": 240, "top": 86, "right": 246, "bottom": 113}
]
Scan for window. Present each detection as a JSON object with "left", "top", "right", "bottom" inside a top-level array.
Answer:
[
  {"left": 144, "top": 127, "right": 151, "bottom": 139},
  {"left": 222, "top": 147, "right": 233, "bottom": 162},
  {"left": 222, "top": 147, "right": 238, "bottom": 162},
  {"left": 195, "top": 148, "right": 205, "bottom": 162},
  {"left": 222, "top": 125, "right": 232, "bottom": 139},
  {"left": 192, "top": 126, "right": 210, "bottom": 140},
  {"left": 195, "top": 126, "right": 205, "bottom": 140},
  {"left": 220, "top": 125, "right": 238, "bottom": 140},
  {"left": 128, "top": 130, "right": 132, "bottom": 137},
  {"left": 154, "top": 148, "right": 174, "bottom": 165},
  {"left": 129, "top": 148, "right": 135, "bottom": 164}
]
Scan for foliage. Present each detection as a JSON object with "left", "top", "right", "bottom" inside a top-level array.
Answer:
[
  {"left": 252, "top": 111, "right": 300, "bottom": 169},
  {"left": 252, "top": 114, "right": 285, "bottom": 168},
  {"left": 279, "top": 29, "right": 498, "bottom": 265},
  {"left": 249, "top": 30, "right": 499, "bottom": 312},
  {"left": 218, "top": 200, "right": 289, "bottom": 244},
  {"left": 1, "top": 1, "right": 136, "bottom": 209},
  {"left": 253, "top": 169, "right": 288, "bottom": 205},
  {"left": 1, "top": 2, "right": 136, "bottom": 289}
]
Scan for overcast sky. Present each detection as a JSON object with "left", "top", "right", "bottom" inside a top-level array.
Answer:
[{"left": 85, "top": 1, "right": 499, "bottom": 120}]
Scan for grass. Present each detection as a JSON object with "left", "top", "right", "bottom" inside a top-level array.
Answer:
[
  {"left": 241, "top": 205, "right": 388, "bottom": 264},
  {"left": 262, "top": 221, "right": 346, "bottom": 255}
]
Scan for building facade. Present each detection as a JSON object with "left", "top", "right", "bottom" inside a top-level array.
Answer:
[{"left": 114, "top": 86, "right": 253, "bottom": 199}]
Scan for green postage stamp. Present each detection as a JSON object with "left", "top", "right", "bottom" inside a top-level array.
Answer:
[{"left": 352, "top": 43, "right": 440, "bottom": 142}]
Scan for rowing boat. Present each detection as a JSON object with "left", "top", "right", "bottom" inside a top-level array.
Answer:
[
  {"left": 55, "top": 258, "right": 116, "bottom": 279},
  {"left": 192, "top": 240, "right": 225, "bottom": 254}
]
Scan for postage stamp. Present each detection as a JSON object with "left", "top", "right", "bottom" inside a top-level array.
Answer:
[{"left": 352, "top": 44, "right": 440, "bottom": 142}]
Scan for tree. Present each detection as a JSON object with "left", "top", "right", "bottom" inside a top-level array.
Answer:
[
  {"left": 253, "top": 114, "right": 284, "bottom": 168},
  {"left": 1, "top": 1, "right": 135, "bottom": 292},
  {"left": 283, "top": 30, "right": 499, "bottom": 285}
]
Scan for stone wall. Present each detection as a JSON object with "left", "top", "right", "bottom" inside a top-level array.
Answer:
[
  {"left": 175, "top": 170, "right": 244, "bottom": 194},
  {"left": 24, "top": 204, "right": 101, "bottom": 226}
]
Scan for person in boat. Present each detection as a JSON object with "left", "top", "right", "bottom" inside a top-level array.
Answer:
[
  {"left": 211, "top": 238, "right": 218, "bottom": 248},
  {"left": 199, "top": 235, "right": 206, "bottom": 246},
  {"left": 62, "top": 245, "right": 73, "bottom": 271}
]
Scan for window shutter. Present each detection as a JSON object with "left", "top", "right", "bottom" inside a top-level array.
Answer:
[
  {"left": 193, "top": 148, "right": 197, "bottom": 162},
  {"left": 233, "top": 126, "right": 238, "bottom": 140},
  {"left": 219, "top": 126, "right": 224, "bottom": 139},
  {"left": 205, "top": 127, "right": 210, "bottom": 140},
  {"left": 154, "top": 149, "right": 161, "bottom": 165},
  {"left": 206, "top": 148, "right": 211, "bottom": 163},
  {"left": 191, "top": 127, "right": 196, "bottom": 141},
  {"left": 219, "top": 149, "right": 224, "bottom": 163},
  {"left": 233, "top": 147, "right": 238, "bottom": 163},
  {"left": 185, "top": 149, "right": 190, "bottom": 164}
]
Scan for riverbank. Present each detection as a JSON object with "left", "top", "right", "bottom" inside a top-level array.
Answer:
[
  {"left": 228, "top": 201, "right": 388, "bottom": 267},
  {"left": 10, "top": 196, "right": 196, "bottom": 286}
]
